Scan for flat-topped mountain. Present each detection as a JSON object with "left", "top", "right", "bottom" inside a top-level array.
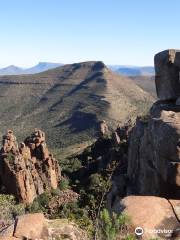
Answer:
[{"left": 0, "top": 61, "right": 154, "bottom": 148}]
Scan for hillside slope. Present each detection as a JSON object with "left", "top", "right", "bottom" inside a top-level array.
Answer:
[
  {"left": 130, "top": 75, "right": 156, "bottom": 98},
  {"left": 0, "top": 62, "right": 154, "bottom": 148}
]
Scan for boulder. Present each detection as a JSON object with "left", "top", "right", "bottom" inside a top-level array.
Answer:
[
  {"left": 115, "top": 196, "right": 180, "bottom": 240},
  {"left": 0, "top": 129, "right": 61, "bottom": 203},
  {"left": 0, "top": 214, "right": 88, "bottom": 240},
  {"left": 154, "top": 49, "right": 180, "bottom": 100},
  {"left": 14, "top": 213, "right": 47, "bottom": 239}
]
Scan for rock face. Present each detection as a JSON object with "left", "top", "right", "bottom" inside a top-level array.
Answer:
[
  {"left": 155, "top": 49, "right": 180, "bottom": 100},
  {"left": 128, "top": 102, "right": 180, "bottom": 198},
  {"left": 127, "top": 49, "right": 180, "bottom": 199},
  {"left": 0, "top": 129, "right": 61, "bottom": 203},
  {"left": 114, "top": 196, "right": 180, "bottom": 240},
  {"left": 0, "top": 213, "right": 88, "bottom": 240}
]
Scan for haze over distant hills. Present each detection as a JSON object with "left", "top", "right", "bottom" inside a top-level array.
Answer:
[
  {"left": 0, "top": 62, "right": 63, "bottom": 75},
  {"left": 0, "top": 61, "right": 154, "bottom": 148},
  {"left": 108, "top": 65, "right": 154, "bottom": 76},
  {"left": 0, "top": 62, "right": 154, "bottom": 77}
]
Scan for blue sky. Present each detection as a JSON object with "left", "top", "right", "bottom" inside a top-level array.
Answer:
[{"left": 0, "top": 0, "right": 179, "bottom": 67}]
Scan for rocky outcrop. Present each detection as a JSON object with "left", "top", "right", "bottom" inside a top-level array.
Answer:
[
  {"left": 0, "top": 129, "right": 61, "bottom": 204},
  {"left": 127, "top": 49, "right": 180, "bottom": 199},
  {"left": 0, "top": 213, "right": 88, "bottom": 240},
  {"left": 155, "top": 49, "right": 180, "bottom": 100},
  {"left": 114, "top": 196, "right": 180, "bottom": 240},
  {"left": 127, "top": 102, "right": 180, "bottom": 198},
  {"left": 107, "top": 50, "right": 180, "bottom": 239}
]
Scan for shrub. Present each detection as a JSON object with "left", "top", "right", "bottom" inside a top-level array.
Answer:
[
  {"left": 0, "top": 194, "right": 25, "bottom": 222},
  {"left": 27, "top": 191, "right": 51, "bottom": 213},
  {"left": 59, "top": 178, "right": 70, "bottom": 191},
  {"left": 123, "top": 235, "right": 136, "bottom": 240},
  {"left": 51, "top": 188, "right": 61, "bottom": 196},
  {"left": 98, "top": 208, "right": 131, "bottom": 240},
  {"left": 6, "top": 152, "right": 15, "bottom": 163}
]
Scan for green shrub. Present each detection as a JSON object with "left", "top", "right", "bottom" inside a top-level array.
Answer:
[
  {"left": 28, "top": 191, "right": 51, "bottom": 213},
  {"left": 123, "top": 235, "right": 136, "bottom": 240},
  {"left": 6, "top": 152, "right": 15, "bottom": 163},
  {"left": 57, "top": 202, "right": 93, "bottom": 236},
  {"left": 59, "top": 178, "right": 70, "bottom": 191},
  {"left": 51, "top": 188, "right": 61, "bottom": 196},
  {"left": 98, "top": 208, "right": 131, "bottom": 240},
  {"left": 0, "top": 194, "right": 25, "bottom": 222}
]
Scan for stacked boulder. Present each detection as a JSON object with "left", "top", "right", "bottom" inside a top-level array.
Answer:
[{"left": 0, "top": 129, "right": 61, "bottom": 204}]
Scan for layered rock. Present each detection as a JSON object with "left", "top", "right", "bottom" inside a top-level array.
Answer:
[{"left": 0, "top": 129, "right": 61, "bottom": 204}]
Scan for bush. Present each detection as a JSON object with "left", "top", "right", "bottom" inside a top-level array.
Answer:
[
  {"left": 51, "top": 188, "right": 61, "bottom": 196},
  {"left": 6, "top": 152, "right": 15, "bottom": 163},
  {"left": 28, "top": 191, "right": 51, "bottom": 213},
  {"left": 123, "top": 235, "right": 136, "bottom": 240},
  {"left": 98, "top": 208, "right": 131, "bottom": 240},
  {"left": 0, "top": 194, "right": 25, "bottom": 222},
  {"left": 59, "top": 178, "right": 70, "bottom": 191},
  {"left": 57, "top": 202, "right": 93, "bottom": 236}
]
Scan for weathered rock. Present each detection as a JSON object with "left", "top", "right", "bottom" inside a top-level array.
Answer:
[
  {"left": 114, "top": 196, "right": 180, "bottom": 240},
  {"left": 99, "top": 120, "right": 109, "bottom": 138},
  {"left": 0, "top": 129, "right": 61, "bottom": 203},
  {"left": 169, "top": 199, "right": 180, "bottom": 222},
  {"left": 154, "top": 49, "right": 180, "bottom": 100},
  {"left": 0, "top": 213, "right": 88, "bottom": 240},
  {"left": 14, "top": 213, "right": 47, "bottom": 239},
  {"left": 127, "top": 101, "right": 180, "bottom": 198}
]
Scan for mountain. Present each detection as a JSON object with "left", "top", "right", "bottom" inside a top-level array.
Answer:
[
  {"left": 0, "top": 62, "right": 63, "bottom": 75},
  {"left": 0, "top": 61, "right": 154, "bottom": 149},
  {"left": 23, "top": 62, "right": 63, "bottom": 74},
  {"left": 0, "top": 65, "right": 24, "bottom": 75},
  {"left": 109, "top": 65, "right": 155, "bottom": 76}
]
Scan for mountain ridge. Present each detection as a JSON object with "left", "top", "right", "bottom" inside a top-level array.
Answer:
[{"left": 0, "top": 61, "right": 154, "bottom": 148}]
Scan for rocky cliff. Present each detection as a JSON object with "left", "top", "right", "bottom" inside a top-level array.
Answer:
[
  {"left": 127, "top": 49, "right": 180, "bottom": 199},
  {"left": 128, "top": 101, "right": 180, "bottom": 198},
  {"left": 0, "top": 129, "right": 61, "bottom": 204},
  {"left": 105, "top": 50, "right": 180, "bottom": 239}
]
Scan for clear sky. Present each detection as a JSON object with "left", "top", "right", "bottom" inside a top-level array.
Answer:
[{"left": 0, "top": 0, "right": 180, "bottom": 67}]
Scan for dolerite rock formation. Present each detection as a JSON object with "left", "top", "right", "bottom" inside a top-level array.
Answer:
[
  {"left": 128, "top": 49, "right": 180, "bottom": 199},
  {"left": 155, "top": 49, "right": 180, "bottom": 100},
  {"left": 0, "top": 129, "right": 61, "bottom": 204}
]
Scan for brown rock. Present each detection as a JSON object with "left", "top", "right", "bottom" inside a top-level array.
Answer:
[
  {"left": 0, "top": 214, "right": 88, "bottom": 240},
  {"left": 14, "top": 213, "right": 48, "bottom": 239},
  {"left": 99, "top": 120, "right": 109, "bottom": 137},
  {"left": 115, "top": 196, "right": 180, "bottom": 239},
  {"left": 169, "top": 199, "right": 180, "bottom": 222},
  {"left": 0, "top": 129, "right": 61, "bottom": 203}
]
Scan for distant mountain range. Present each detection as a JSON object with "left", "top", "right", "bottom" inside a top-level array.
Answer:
[
  {"left": 0, "top": 63, "right": 155, "bottom": 77},
  {"left": 0, "top": 62, "right": 63, "bottom": 75},
  {"left": 108, "top": 65, "right": 155, "bottom": 76}
]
